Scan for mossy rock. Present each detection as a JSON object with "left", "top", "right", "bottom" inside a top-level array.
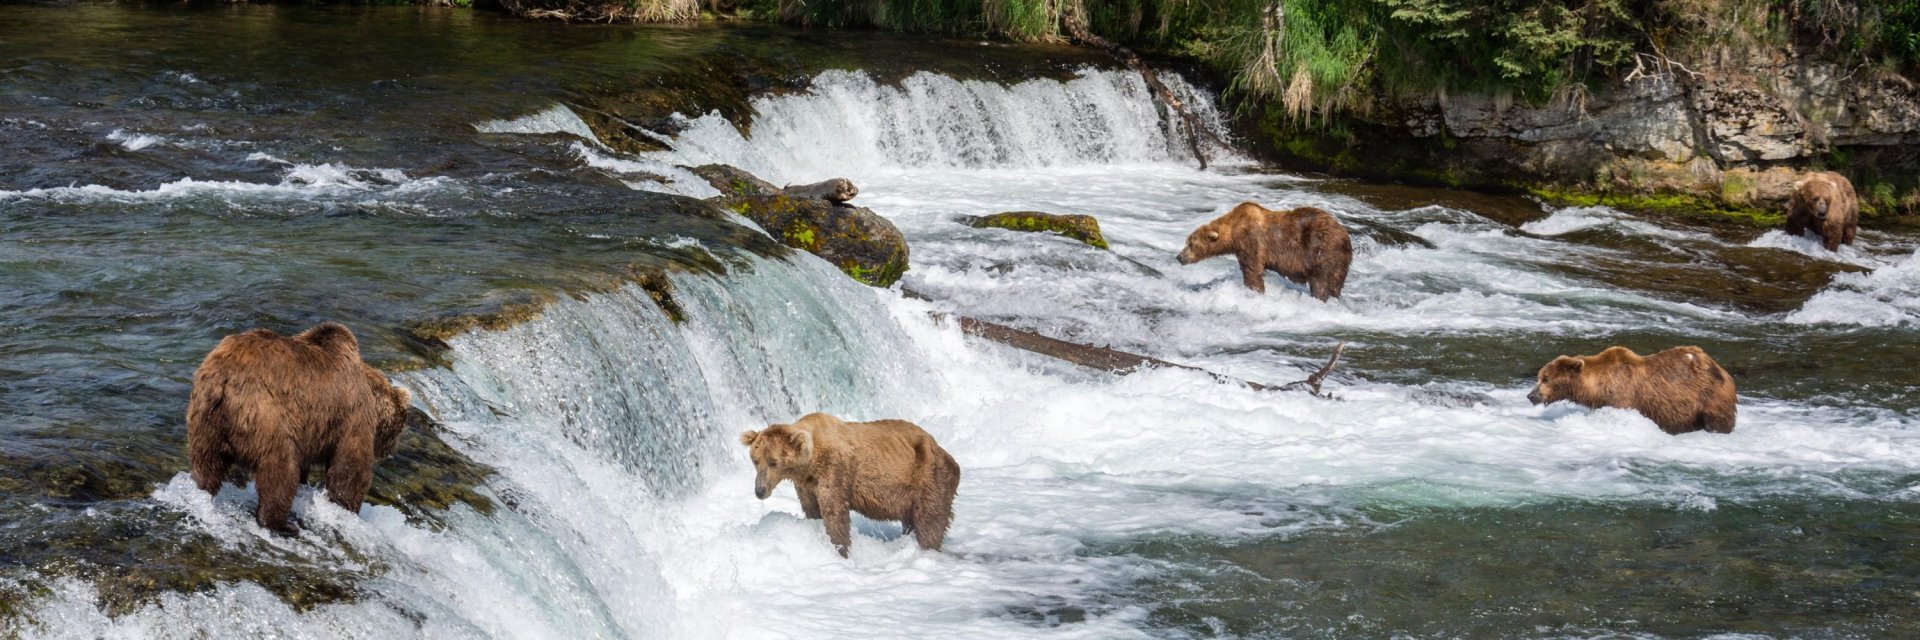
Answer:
[
  {"left": 713, "top": 195, "right": 910, "bottom": 287},
  {"left": 365, "top": 407, "right": 495, "bottom": 519},
  {"left": 685, "top": 164, "right": 778, "bottom": 198},
  {"left": 966, "top": 211, "right": 1109, "bottom": 249}
]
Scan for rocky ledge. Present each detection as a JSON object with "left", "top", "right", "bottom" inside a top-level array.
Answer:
[{"left": 1258, "top": 54, "right": 1920, "bottom": 224}]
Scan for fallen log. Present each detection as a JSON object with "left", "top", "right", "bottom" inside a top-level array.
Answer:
[{"left": 903, "top": 287, "right": 1342, "bottom": 396}]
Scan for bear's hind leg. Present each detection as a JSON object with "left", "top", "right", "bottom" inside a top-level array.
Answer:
[
  {"left": 189, "top": 435, "right": 230, "bottom": 497},
  {"left": 908, "top": 504, "right": 951, "bottom": 551},
  {"left": 253, "top": 444, "right": 302, "bottom": 536},
  {"left": 909, "top": 455, "right": 960, "bottom": 551},
  {"left": 1701, "top": 405, "right": 1736, "bottom": 435}
]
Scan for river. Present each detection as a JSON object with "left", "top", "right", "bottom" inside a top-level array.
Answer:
[{"left": 4, "top": 5, "right": 1919, "bottom": 638}]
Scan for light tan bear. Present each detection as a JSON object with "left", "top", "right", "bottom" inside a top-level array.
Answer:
[
  {"left": 1176, "top": 202, "right": 1353, "bottom": 300},
  {"left": 741, "top": 413, "right": 960, "bottom": 556},
  {"left": 1785, "top": 171, "right": 1859, "bottom": 252},
  {"left": 1528, "top": 346, "right": 1737, "bottom": 435},
  {"left": 187, "top": 322, "right": 411, "bottom": 535}
]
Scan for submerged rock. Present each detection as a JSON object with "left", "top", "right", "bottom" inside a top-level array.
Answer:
[
  {"left": 686, "top": 164, "right": 779, "bottom": 198},
  {"left": 714, "top": 195, "right": 910, "bottom": 287},
  {"left": 966, "top": 211, "right": 1110, "bottom": 249},
  {"left": 1345, "top": 218, "right": 1437, "bottom": 250}
]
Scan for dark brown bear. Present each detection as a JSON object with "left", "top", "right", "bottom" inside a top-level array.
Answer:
[
  {"left": 186, "top": 322, "right": 411, "bottom": 535},
  {"left": 1785, "top": 171, "right": 1859, "bottom": 251},
  {"left": 1528, "top": 346, "right": 1737, "bottom": 435},
  {"left": 741, "top": 413, "right": 961, "bottom": 557},
  {"left": 1176, "top": 202, "right": 1353, "bottom": 300}
]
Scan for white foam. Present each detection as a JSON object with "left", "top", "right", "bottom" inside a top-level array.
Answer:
[
  {"left": 0, "top": 162, "right": 455, "bottom": 203},
  {"left": 649, "top": 68, "right": 1240, "bottom": 188},
  {"left": 474, "top": 104, "right": 602, "bottom": 144},
  {"left": 1788, "top": 250, "right": 1920, "bottom": 326},
  {"left": 1521, "top": 205, "right": 1713, "bottom": 244},
  {"left": 106, "top": 129, "right": 167, "bottom": 151},
  {"left": 1747, "top": 229, "right": 1887, "bottom": 268}
]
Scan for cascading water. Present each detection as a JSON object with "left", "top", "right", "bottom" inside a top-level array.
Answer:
[{"left": 10, "top": 9, "right": 1920, "bottom": 636}]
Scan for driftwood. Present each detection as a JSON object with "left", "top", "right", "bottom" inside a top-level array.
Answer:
[
  {"left": 1275, "top": 341, "right": 1345, "bottom": 398},
  {"left": 782, "top": 178, "right": 859, "bottom": 203},
  {"left": 903, "top": 288, "right": 1342, "bottom": 396},
  {"left": 1060, "top": 1, "right": 1217, "bottom": 170}
]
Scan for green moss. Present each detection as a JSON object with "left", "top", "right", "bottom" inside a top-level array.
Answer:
[
  {"left": 968, "top": 212, "right": 1109, "bottom": 249},
  {"left": 784, "top": 224, "right": 819, "bottom": 249},
  {"left": 1719, "top": 171, "right": 1754, "bottom": 204},
  {"left": 1528, "top": 186, "right": 1785, "bottom": 227}
]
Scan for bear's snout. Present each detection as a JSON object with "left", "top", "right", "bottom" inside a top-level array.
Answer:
[
  {"left": 1176, "top": 248, "right": 1196, "bottom": 265},
  {"left": 754, "top": 484, "right": 769, "bottom": 500},
  {"left": 1527, "top": 389, "right": 1543, "bottom": 405}
]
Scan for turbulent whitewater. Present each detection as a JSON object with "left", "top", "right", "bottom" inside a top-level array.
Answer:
[{"left": 6, "top": 8, "right": 1920, "bottom": 639}]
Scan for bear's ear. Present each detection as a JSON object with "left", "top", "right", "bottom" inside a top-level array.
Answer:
[
  {"left": 1206, "top": 230, "right": 1220, "bottom": 242},
  {"left": 739, "top": 430, "right": 759, "bottom": 447},
  {"left": 1566, "top": 357, "right": 1585, "bottom": 371},
  {"left": 788, "top": 430, "right": 814, "bottom": 459}
]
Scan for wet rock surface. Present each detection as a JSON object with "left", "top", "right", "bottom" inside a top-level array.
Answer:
[
  {"left": 714, "top": 195, "right": 910, "bottom": 287},
  {"left": 685, "top": 163, "right": 779, "bottom": 197},
  {"left": 964, "top": 211, "right": 1110, "bottom": 249}
]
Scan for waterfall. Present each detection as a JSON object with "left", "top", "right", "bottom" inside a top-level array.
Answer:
[{"left": 646, "top": 68, "right": 1240, "bottom": 189}]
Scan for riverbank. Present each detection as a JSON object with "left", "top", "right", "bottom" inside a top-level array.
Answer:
[{"left": 84, "top": 0, "right": 1914, "bottom": 227}]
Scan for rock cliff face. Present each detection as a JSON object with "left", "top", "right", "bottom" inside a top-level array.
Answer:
[{"left": 1260, "top": 54, "right": 1920, "bottom": 221}]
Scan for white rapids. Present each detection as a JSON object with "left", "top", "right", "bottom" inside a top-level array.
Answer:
[{"left": 20, "top": 67, "right": 1920, "bottom": 639}]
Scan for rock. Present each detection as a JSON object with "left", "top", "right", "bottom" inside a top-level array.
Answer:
[
  {"left": 685, "top": 164, "right": 778, "bottom": 197},
  {"left": 965, "top": 211, "right": 1109, "bottom": 249},
  {"left": 714, "top": 195, "right": 909, "bottom": 287},
  {"left": 781, "top": 178, "right": 859, "bottom": 203},
  {"left": 1344, "top": 218, "right": 1436, "bottom": 250},
  {"left": 1279, "top": 53, "right": 1920, "bottom": 221}
]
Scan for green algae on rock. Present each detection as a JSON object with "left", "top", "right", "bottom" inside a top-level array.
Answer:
[
  {"left": 715, "top": 195, "right": 910, "bottom": 287},
  {"left": 966, "top": 211, "right": 1109, "bottom": 249}
]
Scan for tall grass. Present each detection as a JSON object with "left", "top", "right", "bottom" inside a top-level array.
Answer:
[{"left": 504, "top": 0, "right": 1914, "bottom": 124}]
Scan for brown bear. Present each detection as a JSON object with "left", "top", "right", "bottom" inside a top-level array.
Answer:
[
  {"left": 1785, "top": 171, "right": 1859, "bottom": 252},
  {"left": 186, "top": 322, "right": 411, "bottom": 535},
  {"left": 1528, "top": 346, "right": 1737, "bottom": 435},
  {"left": 1176, "top": 202, "right": 1353, "bottom": 300},
  {"left": 740, "top": 413, "right": 960, "bottom": 557}
]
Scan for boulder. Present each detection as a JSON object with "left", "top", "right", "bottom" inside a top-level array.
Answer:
[
  {"left": 715, "top": 195, "right": 909, "bottom": 287},
  {"left": 966, "top": 211, "right": 1109, "bottom": 249},
  {"left": 685, "top": 164, "right": 778, "bottom": 197}
]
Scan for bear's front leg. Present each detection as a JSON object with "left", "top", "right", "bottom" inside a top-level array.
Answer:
[
  {"left": 799, "top": 486, "right": 822, "bottom": 520},
  {"left": 1237, "top": 253, "right": 1267, "bottom": 293},
  {"left": 820, "top": 491, "right": 854, "bottom": 558},
  {"left": 325, "top": 443, "right": 374, "bottom": 518}
]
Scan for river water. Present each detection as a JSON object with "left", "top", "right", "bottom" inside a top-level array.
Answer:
[{"left": 4, "top": 5, "right": 1919, "bottom": 639}]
